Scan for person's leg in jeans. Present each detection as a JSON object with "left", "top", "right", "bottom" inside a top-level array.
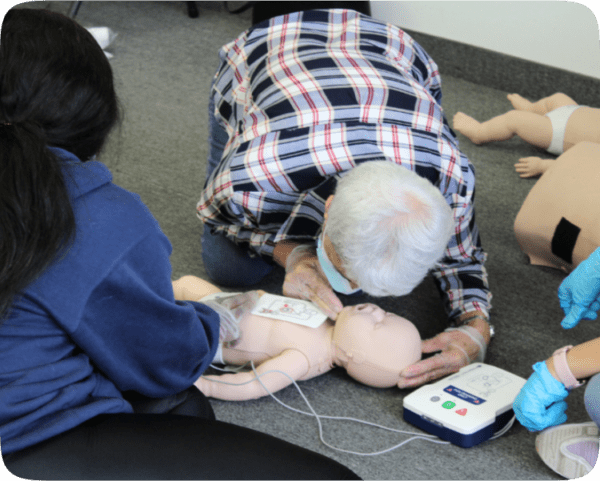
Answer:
[
  {"left": 4, "top": 414, "right": 361, "bottom": 480},
  {"left": 201, "top": 85, "right": 274, "bottom": 287},
  {"left": 251, "top": 1, "right": 371, "bottom": 25},
  {"left": 584, "top": 373, "right": 600, "bottom": 427}
]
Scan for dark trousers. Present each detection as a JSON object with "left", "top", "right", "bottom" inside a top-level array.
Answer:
[
  {"left": 3, "top": 387, "right": 360, "bottom": 480},
  {"left": 251, "top": 1, "right": 371, "bottom": 25}
]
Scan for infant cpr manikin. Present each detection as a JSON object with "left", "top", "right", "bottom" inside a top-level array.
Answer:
[
  {"left": 195, "top": 303, "right": 422, "bottom": 400},
  {"left": 514, "top": 142, "right": 600, "bottom": 271}
]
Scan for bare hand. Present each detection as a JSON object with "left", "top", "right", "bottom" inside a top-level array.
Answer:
[
  {"left": 397, "top": 329, "right": 481, "bottom": 388},
  {"left": 283, "top": 249, "right": 343, "bottom": 320}
]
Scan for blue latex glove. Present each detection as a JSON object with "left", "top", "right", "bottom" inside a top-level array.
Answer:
[
  {"left": 558, "top": 247, "right": 600, "bottom": 329},
  {"left": 513, "top": 361, "right": 569, "bottom": 432}
]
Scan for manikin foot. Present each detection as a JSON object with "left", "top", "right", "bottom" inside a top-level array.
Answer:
[
  {"left": 453, "top": 112, "right": 486, "bottom": 144},
  {"left": 507, "top": 93, "right": 535, "bottom": 111}
]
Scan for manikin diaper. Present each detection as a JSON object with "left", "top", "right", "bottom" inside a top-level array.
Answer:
[{"left": 545, "top": 105, "right": 582, "bottom": 155}]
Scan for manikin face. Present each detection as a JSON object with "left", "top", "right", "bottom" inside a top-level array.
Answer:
[{"left": 332, "top": 304, "right": 422, "bottom": 388}]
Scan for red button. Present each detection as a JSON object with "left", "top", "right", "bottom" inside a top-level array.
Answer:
[{"left": 456, "top": 408, "right": 467, "bottom": 416}]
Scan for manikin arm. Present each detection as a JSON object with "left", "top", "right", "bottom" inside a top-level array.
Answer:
[
  {"left": 195, "top": 349, "right": 311, "bottom": 400},
  {"left": 514, "top": 157, "right": 555, "bottom": 178},
  {"left": 172, "top": 275, "right": 222, "bottom": 301}
]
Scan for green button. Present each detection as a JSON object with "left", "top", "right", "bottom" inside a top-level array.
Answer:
[{"left": 442, "top": 401, "right": 456, "bottom": 409}]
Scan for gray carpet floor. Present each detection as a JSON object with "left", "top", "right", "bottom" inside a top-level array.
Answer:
[{"left": 16, "top": 2, "right": 600, "bottom": 479}]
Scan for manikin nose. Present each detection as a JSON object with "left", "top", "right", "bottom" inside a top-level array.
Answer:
[{"left": 355, "top": 304, "right": 385, "bottom": 323}]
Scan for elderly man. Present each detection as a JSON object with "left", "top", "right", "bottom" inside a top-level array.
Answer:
[{"left": 197, "top": 6, "right": 492, "bottom": 387}]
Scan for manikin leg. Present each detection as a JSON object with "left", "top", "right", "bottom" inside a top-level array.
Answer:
[
  {"left": 453, "top": 92, "right": 578, "bottom": 149},
  {"left": 507, "top": 92, "right": 578, "bottom": 115},
  {"left": 453, "top": 109, "right": 553, "bottom": 150}
]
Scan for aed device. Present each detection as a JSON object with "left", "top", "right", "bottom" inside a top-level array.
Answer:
[{"left": 403, "top": 363, "right": 526, "bottom": 448}]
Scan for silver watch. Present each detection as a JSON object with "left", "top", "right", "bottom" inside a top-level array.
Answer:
[{"left": 462, "top": 314, "right": 494, "bottom": 339}]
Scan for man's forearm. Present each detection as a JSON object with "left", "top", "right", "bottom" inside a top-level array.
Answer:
[
  {"left": 273, "top": 240, "right": 305, "bottom": 269},
  {"left": 457, "top": 311, "right": 492, "bottom": 345},
  {"left": 433, "top": 255, "right": 491, "bottom": 324}
]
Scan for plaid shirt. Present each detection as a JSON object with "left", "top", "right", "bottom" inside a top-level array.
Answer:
[{"left": 198, "top": 9, "right": 491, "bottom": 321}]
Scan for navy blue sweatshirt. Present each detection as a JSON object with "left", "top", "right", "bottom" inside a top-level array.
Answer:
[{"left": 0, "top": 148, "right": 220, "bottom": 454}]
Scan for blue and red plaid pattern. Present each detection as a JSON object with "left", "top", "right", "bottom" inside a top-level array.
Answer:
[{"left": 197, "top": 9, "right": 491, "bottom": 321}]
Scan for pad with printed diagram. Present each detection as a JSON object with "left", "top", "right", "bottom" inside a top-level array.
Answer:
[
  {"left": 251, "top": 294, "right": 328, "bottom": 328},
  {"left": 466, "top": 373, "right": 512, "bottom": 397}
]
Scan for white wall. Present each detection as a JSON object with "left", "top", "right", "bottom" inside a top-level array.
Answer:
[{"left": 370, "top": 1, "right": 600, "bottom": 79}]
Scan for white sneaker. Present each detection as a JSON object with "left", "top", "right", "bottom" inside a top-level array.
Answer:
[{"left": 535, "top": 422, "right": 599, "bottom": 479}]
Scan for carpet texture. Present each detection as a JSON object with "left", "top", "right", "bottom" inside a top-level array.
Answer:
[{"left": 12, "top": 2, "right": 600, "bottom": 479}]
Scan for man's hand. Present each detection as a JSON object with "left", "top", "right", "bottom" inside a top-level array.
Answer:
[
  {"left": 282, "top": 244, "right": 343, "bottom": 320},
  {"left": 397, "top": 317, "right": 489, "bottom": 388}
]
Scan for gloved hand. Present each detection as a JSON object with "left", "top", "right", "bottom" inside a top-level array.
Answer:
[
  {"left": 397, "top": 326, "right": 486, "bottom": 388},
  {"left": 203, "top": 291, "right": 260, "bottom": 344},
  {"left": 513, "top": 361, "right": 569, "bottom": 432},
  {"left": 558, "top": 247, "right": 600, "bottom": 329},
  {"left": 283, "top": 244, "right": 343, "bottom": 320}
]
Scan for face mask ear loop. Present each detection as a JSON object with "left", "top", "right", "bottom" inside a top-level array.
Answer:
[{"left": 317, "top": 230, "right": 361, "bottom": 295}]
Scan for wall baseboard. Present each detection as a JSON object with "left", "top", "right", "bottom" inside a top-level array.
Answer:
[{"left": 406, "top": 29, "right": 600, "bottom": 108}]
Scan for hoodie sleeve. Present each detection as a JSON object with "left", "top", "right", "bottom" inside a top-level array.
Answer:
[{"left": 71, "top": 230, "right": 220, "bottom": 398}]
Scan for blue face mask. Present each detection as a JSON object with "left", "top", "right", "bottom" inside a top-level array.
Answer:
[{"left": 316, "top": 233, "right": 362, "bottom": 295}]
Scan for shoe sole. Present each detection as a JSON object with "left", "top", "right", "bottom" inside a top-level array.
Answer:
[{"left": 535, "top": 422, "right": 599, "bottom": 479}]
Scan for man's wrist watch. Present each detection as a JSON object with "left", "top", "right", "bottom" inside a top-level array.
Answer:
[{"left": 461, "top": 313, "right": 494, "bottom": 341}]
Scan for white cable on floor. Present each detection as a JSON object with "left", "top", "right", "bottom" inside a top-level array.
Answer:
[{"left": 205, "top": 363, "right": 451, "bottom": 456}]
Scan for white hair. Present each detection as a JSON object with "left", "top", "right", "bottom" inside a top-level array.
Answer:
[{"left": 326, "top": 161, "right": 454, "bottom": 297}]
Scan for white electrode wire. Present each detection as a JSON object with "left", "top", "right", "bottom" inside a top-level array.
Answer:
[
  {"left": 205, "top": 363, "right": 450, "bottom": 456},
  {"left": 490, "top": 415, "right": 516, "bottom": 440},
  {"left": 208, "top": 363, "right": 516, "bottom": 446}
]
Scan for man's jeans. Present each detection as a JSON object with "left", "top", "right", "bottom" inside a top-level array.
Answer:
[{"left": 200, "top": 92, "right": 274, "bottom": 287}]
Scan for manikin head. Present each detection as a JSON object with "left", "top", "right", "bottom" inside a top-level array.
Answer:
[
  {"left": 331, "top": 304, "right": 422, "bottom": 388},
  {"left": 514, "top": 142, "right": 600, "bottom": 272}
]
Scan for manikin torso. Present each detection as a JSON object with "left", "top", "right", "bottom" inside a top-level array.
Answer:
[
  {"left": 514, "top": 141, "right": 600, "bottom": 271},
  {"left": 221, "top": 314, "right": 335, "bottom": 379},
  {"left": 196, "top": 303, "right": 422, "bottom": 400}
]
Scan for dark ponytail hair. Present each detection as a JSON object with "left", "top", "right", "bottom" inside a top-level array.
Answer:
[{"left": 0, "top": 9, "right": 120, "bottom": 320}]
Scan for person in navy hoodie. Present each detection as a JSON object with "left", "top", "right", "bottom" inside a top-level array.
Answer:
[{"left": 0, "top": 8, "right": 359, "bottom": 480}]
